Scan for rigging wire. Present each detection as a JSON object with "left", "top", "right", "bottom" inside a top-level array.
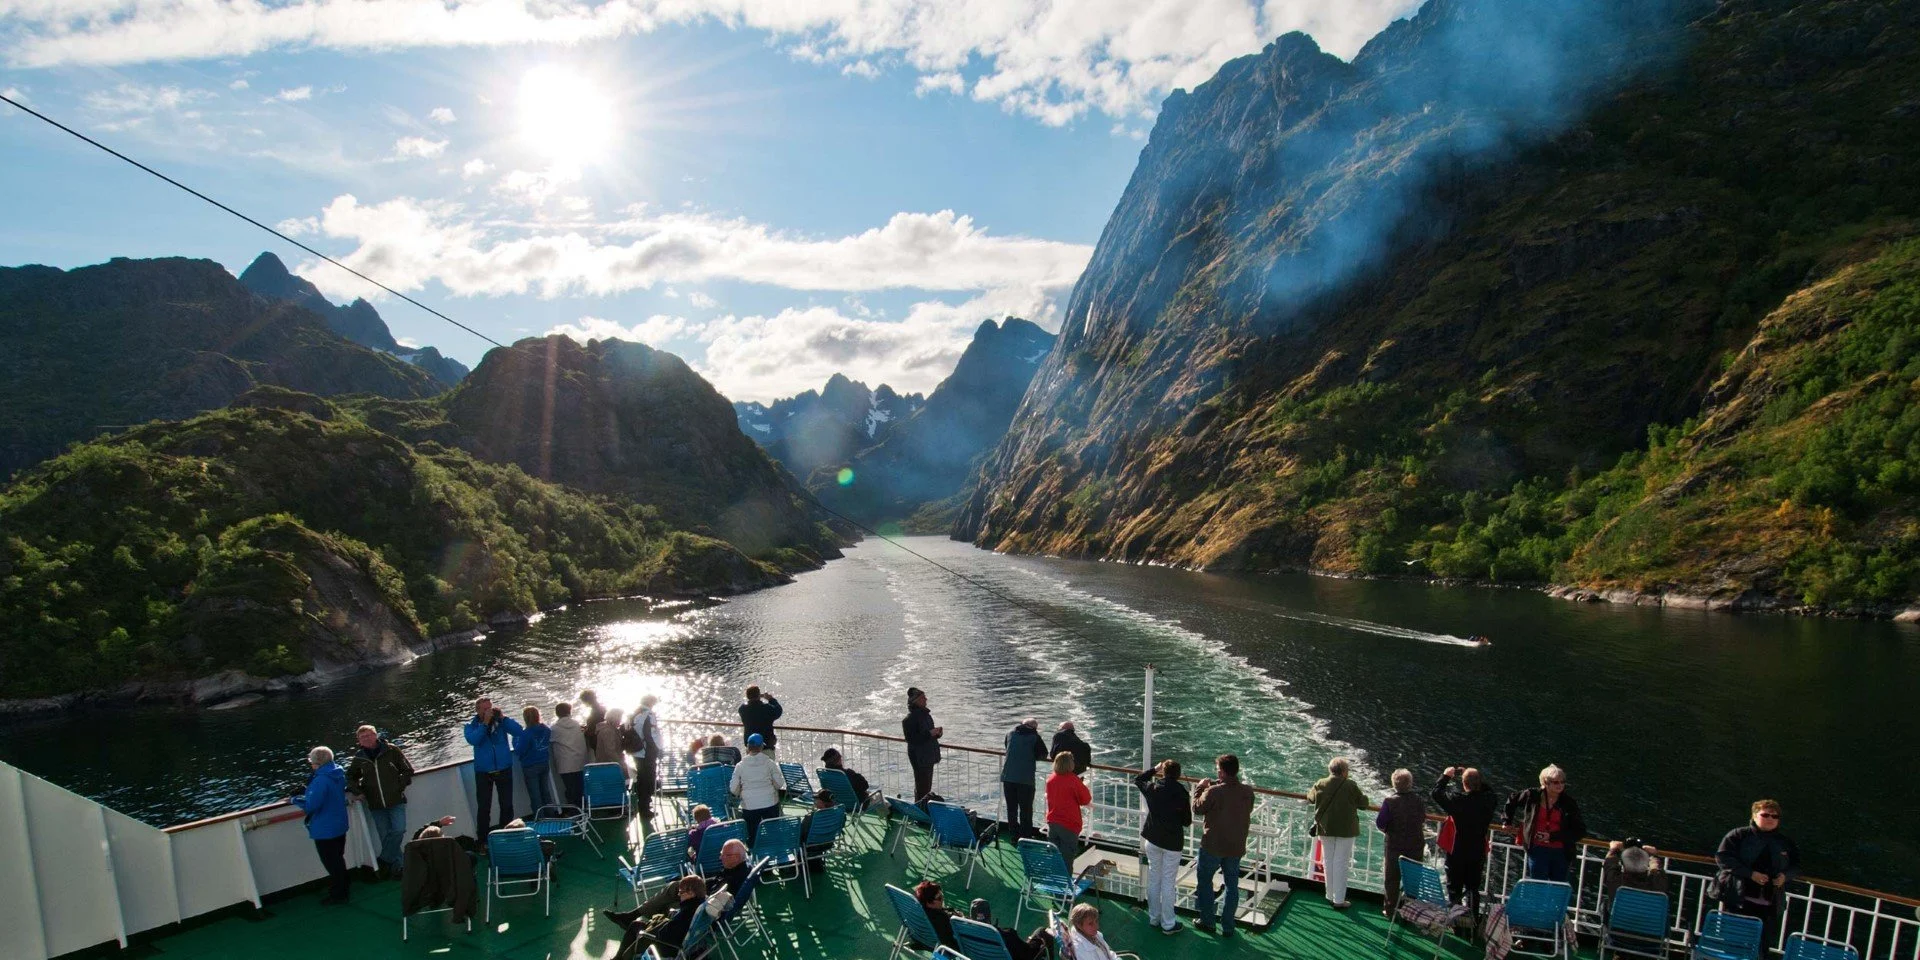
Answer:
[
  {"left": 0, "top": 91, "right": 1152, "bottom": 667},
  {"left": 0, "top": 91, "right": 505, "bottom": 349}
]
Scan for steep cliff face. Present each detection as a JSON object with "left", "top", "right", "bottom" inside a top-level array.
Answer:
[
  {"left": 817, "top": 317, "right": 1056, "bottom": 525},
  {"left": 960, "top": 0, "right": 1920, "bottom": 605},
  {"left": 733, "top": 375, "right": 923, "bottom": 480},
  {"left": 0, "top": 257, "right": 441, "bottom": 479},
  {"left": 239, "top": 252, "right": 471, "bottom": 385},
  {"left": 436, "top": 336, "right": 840, "bottom": 565}
]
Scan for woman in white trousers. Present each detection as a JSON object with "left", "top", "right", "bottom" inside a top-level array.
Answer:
[
  {"left": 1134, "top": 759, "right": 1193, "bottom": 932},
  {"left": 1308, "top": 756, "right": 1370, "bottom": 908}
]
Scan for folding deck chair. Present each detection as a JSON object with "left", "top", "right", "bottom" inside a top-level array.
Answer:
[
  {"left": 885, "top": 882, "right": 946, "bottom": 960},
  {"left": 713, "top": 856, "right": 773, "bottom": 960},
  {"left": 1783, "top": 934, "right": 1862, "bottom": 960},
  {"left": 1692, "top": 911, "right": 1766, "bottom": 960},
  {"left": 694, "top": 820, "right": 748, "bottom": 878},
  {"left": 778, "top": 762, "right": 815, "bottom": 805},
  {"left": 618, "top": 829, "right": 692, "bottom": 907},
  {"left": 583, "top": 762, "right": 632, "bottom": 845},
  {"left": 484, "top": 827, "right": 552, "bottom": 923},
  {"left": 1015, "top": 838, "right": 1096, "bottom": 929},
  {"left": 952, "top": 916, "right": 1020, "bottom": 960},
  {"left": 886, "top": 795, "right": 933, "bottom": 855},
  {"left": 1386, "top": 856, "right": 1466, "bottom": 960},
  {"left": 1503, "top": 879, "right": 1574, "bottom": 960},
  {"left": 799, "top": 806, "right": 847, "bottom": 898},
  {"left": 816, "top": 767, "right": 879, "bottom": 845},
  {"left": 1599, "top": 887, "right": 1672, "bottom": 960},
  {"left": 926, "top": 801, "right": 988, "bottom": 887}
]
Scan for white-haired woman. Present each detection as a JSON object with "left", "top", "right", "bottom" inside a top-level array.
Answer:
[
  {"left": 1502, "top": 764, "right": 1587, "bottom": 882},
  {"left": 1376, "top": 768, "right": 1428, "bottom": 917},
  {"left": 1307, "top": 756, "right": 1370, "bottom": 909},
  {"left": 288, "top": 745, "right": 352, "bottom": 904}
]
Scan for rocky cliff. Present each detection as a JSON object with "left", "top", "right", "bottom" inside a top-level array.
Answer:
[
  {"left": 0, "top": 257, "right": 442, "bottom": 479},
  {"left": 239, "top": 252, "right": 471, "bottom": 385},
  {"left": 959, "top": 0, "right": 1920, "bottom": 608},
  {"left": 816, "top": 317, "right": 1056, "bottom": 526},
  {"left": 733, "top": 375, "right": 923, "bottom": 480}
]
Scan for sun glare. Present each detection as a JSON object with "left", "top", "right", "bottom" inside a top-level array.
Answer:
[{"left": 517, "top": 65, "right": 617, "bottom": 167}]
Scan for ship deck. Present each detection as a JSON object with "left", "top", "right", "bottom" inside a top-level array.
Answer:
[{"left": 101, "top": 818, "right": 1588, "bottom": 960}]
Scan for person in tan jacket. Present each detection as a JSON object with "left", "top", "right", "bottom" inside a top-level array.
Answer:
[{"left": 1192, "top": 753, "right": 1255, "bottom": 936}]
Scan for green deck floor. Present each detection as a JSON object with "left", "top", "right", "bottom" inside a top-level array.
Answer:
[{"left": 112, "top": 818, "right": 1582, "bottom": 960}]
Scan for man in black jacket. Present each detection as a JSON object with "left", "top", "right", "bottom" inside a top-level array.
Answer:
[
  {"left": 1134, "top": 759, "right": 1192, "bottom": 934},
  {"left": 1432, "top": 766, "right": 1497, "bottom": 919},
  {"left": 610, "top": 874, "right": 707, "bottom": 960},
  {"left": 902, "top": 687, "right": 941, "bottom": 802},
  {"left": 738, "top": 685, "right": 783, "bottom": 752},
  {"left": 1052, "top": 722, "right": 1092, "bottom": 775},
  {"left": 346, "top": 724, "right": 415, "bottom": 879},
  {"left": 1002, "top": 719, "right": 1048, "bottom": 840},
  {"left": 1716, "top": 799, "right": 1799, "bottom": 948}
]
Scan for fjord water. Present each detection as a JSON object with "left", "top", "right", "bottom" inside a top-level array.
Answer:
[{"left": 3, "top": 537, "right": 1916, "bottom": 893}]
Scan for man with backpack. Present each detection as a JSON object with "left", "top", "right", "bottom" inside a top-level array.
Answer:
[{"left": 624, "top": 694, "right": 666, "bottom": 821}]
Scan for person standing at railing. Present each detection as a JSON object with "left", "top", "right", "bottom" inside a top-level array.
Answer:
[
  {"left": 738, "top": 685, "right": 783, "bottom": 753},
  {"left": 1052, "top": 721, "right": 1093, "bottom": 776},
  {"left": 1502, "top": 764, "right": 1586, "bottom": 883},
  {"left": 346, "top": 724, "right": 414, "bottom": 880},
  {"left": 516, "top": 705, "right": 554, "bottom": 815},
  {"left": 550, "top": 701, "right": 589, "bottom": 809},
  {"left": 730, "top": 733, "right": 785, "bottom": 842},
  {"left": 1193, "top": 753, "right": 1255, "bottom": 937},
  {"left": 1715, "top": 799, "right": 1799, "bottom": 950},
  {"left": 1432, "top": 766, "right": 1497, "bottom": 921},
  {"left": 581, "top": 689, "right": 607, "bottom": 743},
  {"left": 1003, "top": 718, "right": 1049, "bottom": 840},
  {"left": 1134, "top": 758, "right": 1192, "bottom": 935},
  {"left": 1308, "top": 756, "right": 1370, "bottom": 910},
  {"left": 593, "top": 707, "right": 629, "bottom": 771},
  {"left": 289, "top": 745, "right": 352, "bottom": 905},
  {"left": 1377, "top": 768, "right": 1428, "bottom": 918},
  {"left": 1045, "top": 751, "right": 1093, "bottom": 870},
  {"left": 626, "top": 695, "right": 666, "bottom": 822},
  {"left": 1603, "top": 839, "right": 1668, "bottom": 920},
  {"left": 903, "top": 687, "right": 943, "bottom": 803},
  {"left": 463, "top": 696, "right": 523, "bottom": 842}
]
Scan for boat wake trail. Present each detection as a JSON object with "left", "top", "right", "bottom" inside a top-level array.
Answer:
[{"left": 1259, "top": 606, "right": 1481, "bottom": 647}]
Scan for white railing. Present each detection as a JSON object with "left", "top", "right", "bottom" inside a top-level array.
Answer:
[{"left": 5, "top": 725, "right": 1918, "bottom": 960}]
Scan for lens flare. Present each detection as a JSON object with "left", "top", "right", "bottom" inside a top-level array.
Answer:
[{"left": 836, "top": 468, "right": 855, "bottom": 486}]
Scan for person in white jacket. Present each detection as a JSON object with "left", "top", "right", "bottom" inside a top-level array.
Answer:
[
  {"left": 1064, "top": 904, "right": 1124, "bottom": 960},
  {"left": 548, "top": 701, "right": 589, "bottom": 809},
  {"left": 729, "top": 734, "right": 785, "bottom": 843}
]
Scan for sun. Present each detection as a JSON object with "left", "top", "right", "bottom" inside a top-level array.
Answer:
[{"left": 517, "top": 65, "right": 617, "bottom": 168}]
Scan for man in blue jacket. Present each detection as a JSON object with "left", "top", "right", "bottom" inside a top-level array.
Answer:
[
  {"left": 289, "top": 745, "right": 352, "bottom": 904},
  {"left": 464, "top": 696, "right": 523, "bottom": 841}
]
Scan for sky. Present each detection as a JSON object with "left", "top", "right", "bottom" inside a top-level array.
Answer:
[{"left": 0, "top": 0, "right": 1421, "bottom": 402}]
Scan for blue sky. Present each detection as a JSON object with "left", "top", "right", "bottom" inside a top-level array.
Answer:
[{"left": 0, "top": 0, "right": 1418, "bottom": 401}]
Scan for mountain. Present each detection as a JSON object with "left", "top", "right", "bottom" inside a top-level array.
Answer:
[
  {"left": 815, "top": 317, "right": 1056, "bottom": 527},
  {"left": 0, "top": 388, "right": 785, "bottom": 700},
  {"left": 0, "top": 257, "right": 442, "bottom": 480},
  {"left": 959, "top": 0, "right": 1920, "bottom": 610},
  {"left": 238, "top": 252, "right": 471, "bottom": 385},
  {"left": 358, "top": 335, "right": 842, "bottom": 567},
  {"left": 733, "top": 375, "right": 924, "bottom": 480}
]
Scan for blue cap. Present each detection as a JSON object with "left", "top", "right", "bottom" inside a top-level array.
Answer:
[{"left": 746, "top": 733, "right": 765, "bottom": 747}]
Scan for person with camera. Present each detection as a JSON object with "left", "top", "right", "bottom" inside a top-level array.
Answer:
[
  {"left": 1503, "top": 764, "right": 1586, "bottom": 882},
  {"left": 463, "top": 696, "right": 523, "bottom": 842},
  {"left": 1192, "top": 753, "right": 1255, "bottom": 936},
  {"left": 1432, "top": 766, "right": 1498, "bottom": 920},
  {"left": 738, "top": 685, "right": 783, "bottom": 752},
  {"left": 1603, "top": 837, "right": 1668, "bottom": 916},
  {"left": 1134, "top": 757, "right": 1192, "bottom": 934},
  {"left": 290, "top": 745, "right": 352, "bottom": 905},
  {"left": 1715, "top": 800, "right": 1799, "bottom": 949},
  {"left": 346, "top": 724, "right": 414, "bottom": 880}
]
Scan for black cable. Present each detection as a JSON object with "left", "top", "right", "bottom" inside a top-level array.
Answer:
[{"left": 0, "top": 92, "right": 505, "bottom": 349}]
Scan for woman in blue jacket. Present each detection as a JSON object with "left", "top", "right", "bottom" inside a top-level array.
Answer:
[{"left": 289, "top": 745, "right": 352, "bottom": 904}]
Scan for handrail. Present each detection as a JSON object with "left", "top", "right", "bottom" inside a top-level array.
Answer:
[{"left": 155, "top": 719, "right": 1920, "bottom": 908}]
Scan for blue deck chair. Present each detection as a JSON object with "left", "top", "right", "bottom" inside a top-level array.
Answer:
[
  {"left": 682, "top": 765, "right": 735, "bottom": 823},
  {"left": 779, "top": 762, "right": 814, "bottom": 805},
  {"left": 618, "top": 829, "right": 692, "bottom": 907},
  {"left": 695, "top": 819, "right": 748, "bottom": 878},
  {"left": 583, "top": 762, "right": 632, "bottom": 843},
  {"left": 638, "top": 893, "right": 723, "bottom": 960},
  {"left": 1385, "top": 857, "right": 1458, "bottom": 960},
  {"left": 934, "top": 950, "right": 975, "bottom": 960},
  {"left": 1599, "top": 888, "right": 1672, "bottom": 960},
  {"left": 1504, "top": 879, "right": 1574, "bottom": 960},
  {"left": 713, "top": 856, "right": 772, "bottom": 960},
  {"left": 799, "top": 806, "right": 846, "bottom": 899},
  {"left": 926, "top": 801, "right": 987, "bottom": 887},
  {"left": 816, "top": 768, "right": 878, "bottom": 845},
  {"left": 751, "top": 815, "right": 804, "bottom": 889},
  {"left": 1693, "top": 911, "right": 1766, "bottom": 960},
  {"left": 952, "top": 916, "right": 1018, "bottom": 960},
  {"left": 887, "top": 795, "right": 933, "bottom": 855},
  {"left": 1783, "top": 934, "right": 1862, "bottom": 960},
  {"left": 885, "top": 883, "right": 944, "bottom": 960},
  {"left": 1015, "top": 838, "right": 1095, "bottom": 929},
  {"left": 531, "top": 802, "right": 600, "bottom": 858},
  {"left": 484, "top": 827, "right": 551, "bottom": 923}
]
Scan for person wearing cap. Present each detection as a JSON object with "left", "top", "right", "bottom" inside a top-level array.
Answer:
[
  {"left": 1051, "top": 721, "right": 1092, "bottom": 776},
  {"left": 1002, "top": 718, "right": 1048, "bottom": 840},
  {"left": 967, "top": 897, "right": 1055, "bottom": 960},
  {"left": 902, "top": 687, "right": 942, "bottom": 803},
  {"left": 738, "top": 685, "right": 783, "bottom": 752},
  {"left": 821, "top": 748, "right": 882, "bottom": 811},
  {"left": 729, "top": 732, "right": 785, "bottom": 842}
]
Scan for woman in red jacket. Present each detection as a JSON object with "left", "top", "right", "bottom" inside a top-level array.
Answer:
[{"left": 1044, "top": 751, "right": 1092, "bottom": 869}]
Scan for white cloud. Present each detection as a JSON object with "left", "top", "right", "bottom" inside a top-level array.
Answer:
[
  {"left": 228, "top": 78, "right": 249, "bottom": 90},
  {"left": 688, "top": 291, "right": 718, "bottom": 309},
  {"left": 461, "top": 157, "right": 492, "bottom": 178},
  {"left": 428, "top": 106, "right": 456, "bottom": 124},
  {"left": 2, "top": 0, "right": 1423, "bottom": 125},
  {"left": 548, "top": 314, "right": 691, "bottom": 347},
  {"left": 267, "top": 85, "right": 312, "bottom": 103},
  {"left": 83, "top": 82, "right": 205, "bottom": 114},
  {"left": 392, "top": 136, "right": 447, "bottom": 158},
  {"left": 915, "top": 72, "right": 964, "bottom": 97},
  {"left": 841, "top": 59, "right": 879, "bottom": 79},
  {"left": 298, "top": 195, "right": 1092, "bottom": 299},
  {"left": 276, "top": 215, "right": 320, "bottom": 235},
  {"left": 491, "top": 167, "right": 577, "bottom": 206}
]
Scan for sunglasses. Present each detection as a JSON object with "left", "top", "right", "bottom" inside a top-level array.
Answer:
[{"left": 1757, "top": 813, "right": 1780, "bottom": 820}]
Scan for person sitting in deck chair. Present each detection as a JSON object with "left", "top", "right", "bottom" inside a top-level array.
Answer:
[
  {"left": 686, "top": 803, "right": 722, "bottom": 862},
  {"left": 608, "top": 838, "right": 750, "bottom": 929},
  {"left": 968, "top": 898, "right": 1056, "bottom": 960},
  {"left": 800, "top": 789, "right": 838, "bottom": 872},
  {"left": 820, "top": 748, "right": 883, "bottom": 810},
  {"left": 698, "top": 734, "right": 742, "bottom": 767},
  {"left": 915, "top": 880, "right": 961, "bottom": 948},
  {"left": 1064, "top": 903, "right": 1128, "bottom": 960},
  {"left": 609, "top": 874, "right": 710, "bottom": 960}
]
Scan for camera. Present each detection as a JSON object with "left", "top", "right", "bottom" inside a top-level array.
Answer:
[{"left": 1622, "top": 836, "right": 1645, "bottom": 848}]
